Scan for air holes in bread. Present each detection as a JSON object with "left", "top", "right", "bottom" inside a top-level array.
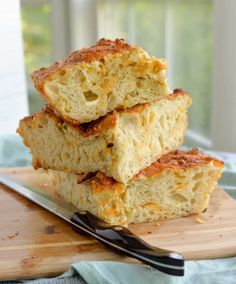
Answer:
[
  {"left": 137, "top": 77, "right": 144, "bottom": 88},
  {"left": 159, "top": 116, "right": 165, "bottom": 128},
  {"left": 127, "top": 62, "right": 137, "bottom": 67},
  {"left": 83, "top": 91, "right": 98, "bottom": 102},
  {"left": 63, "top": 152, "right": 70, "bottom": 159},
  {"left": 59, "top": 69, "right": 67, "bottom": 76},
  {"left": 49, "top": 85, "right": 59, "bottom": 93},
  {"left": 172, "top": 193, "right": 188, "bottom": 203},
  {"left": 193, "top": 181, "right": 201, "bottom": 192},
  {"left": 38, "top": 116, "right": 48, "bottom": 127},
  {"left": 193, "top": 172, "right": 204, "bottom": 180},
  {"left": 107, "top": 143, "right": 114, "bottom": 148}
]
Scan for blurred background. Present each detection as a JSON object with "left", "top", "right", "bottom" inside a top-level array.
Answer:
[{"left": 1, "top": 0, "right": 236, "bottom": 153}]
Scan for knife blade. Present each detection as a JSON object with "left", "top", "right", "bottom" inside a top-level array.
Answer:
[{"left": 0, "top": 173, "right": 184, "bottom": 276}]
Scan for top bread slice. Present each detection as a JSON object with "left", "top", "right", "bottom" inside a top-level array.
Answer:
[{"left": 32, "top": 38, "right": 169, "bottom": 124}]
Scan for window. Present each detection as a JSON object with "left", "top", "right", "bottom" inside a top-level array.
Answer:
[
  {"left": 20, "top": 0, "right": 71, "bottom": 113},
  {"left": 19, "top": 0, "right": 236, "bottom": 152},
  {"left": 97, "top": 0, "right": 213, "bottom": 148},
  {"left": 21, "top": 0, "right": 52, "bottom": 113}
]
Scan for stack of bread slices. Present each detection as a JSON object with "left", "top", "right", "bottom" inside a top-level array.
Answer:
[{"left": 18, "top": 39, "right": 224, "bottom": 226}]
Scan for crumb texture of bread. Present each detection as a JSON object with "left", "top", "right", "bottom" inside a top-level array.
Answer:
[
  {"left": 52, "top": 171, "right": 127, "bottom": 226},
  {"left": 32, "top": 38, "right": 169, "bottom": 124},
  {"left": 17, "top": 90, "right": 191, "bottom": 183},
  {"left": 51, "top": 149, "right": 224, "bottom": 226}
]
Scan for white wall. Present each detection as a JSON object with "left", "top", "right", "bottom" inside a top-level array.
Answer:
[{"left": 0, "top": 0, "right": 28, "bottom": 135}]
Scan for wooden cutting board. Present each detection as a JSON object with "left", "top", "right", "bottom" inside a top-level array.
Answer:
[{"left": 0, "top": 167, "right": 236, "bottom": 281}]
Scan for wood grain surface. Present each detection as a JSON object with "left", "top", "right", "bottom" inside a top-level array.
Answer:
[{"left": 0, "top": 167, "right": 236, "bottom": 281}]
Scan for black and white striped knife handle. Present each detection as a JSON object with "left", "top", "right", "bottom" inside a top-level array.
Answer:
[{"left": 71, "top": 211, "right": 184, "bottom": 276}]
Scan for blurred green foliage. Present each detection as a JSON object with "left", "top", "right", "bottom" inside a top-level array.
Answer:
[
  {"left": 170, "top": 1, "right": 213, "bottom": 139},
  {"left": 21, "top": 2, "right": 52, "bottom": 113},
  {"left": 98, "top": 0, "right": 213, "bottom": 139}
]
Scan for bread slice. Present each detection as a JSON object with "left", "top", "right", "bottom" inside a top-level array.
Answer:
[
  {"left": 17, "top": 90, "right": 191, "bottom": 183},
  {"left": 51, "top": 149, "right": 224, "bottom": 226},
  {"left": 32, "top": 38, "right": 169, "bottom": 124}
]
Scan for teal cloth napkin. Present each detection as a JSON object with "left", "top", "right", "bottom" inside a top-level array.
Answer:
[
  {"left": 0, "top": 134, "right": 236, "bottom": 284},
  {"left": 0, "top": 134, "right": 31, "bottom": 167},
  {"left": 24, "top": 259, "right": 236, "bottom": 284}
]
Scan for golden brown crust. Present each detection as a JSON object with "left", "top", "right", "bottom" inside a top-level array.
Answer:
[
  {"left": 118, "top": 102, "right": 149, "bottom": 114},
  {"left": 167, "top": 89, "right": 192, "bottom": 102},
  {"left": 77, "top": 149, "right": 224, "bottom": 189},
  {"left": 77, "top": 112, "right": 117, "bottom": 137},
  {"left": 19, "top": 107, "right": 117, "bottom": 138},
  {"left": 32, "top": 159, "right": 41, "bottom": 170},
  {"left": 136, "top": 148, "right": 224, "bottom": 178},
  {"left": 172, "top": 88, "right": 184, "bottom": 95},
  {"left": 32, "top": 38, "right": 135, "bottom": 92},
  {"left": 64, "top": 38, "right": 134, "bottom": 65},
  {"left": 86, "top": 172, "right": 125, "bottom": 195}
]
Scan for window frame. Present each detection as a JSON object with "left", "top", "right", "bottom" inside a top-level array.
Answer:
[{"left": 211, "top": 0, "right": 236, "bottom": 152}]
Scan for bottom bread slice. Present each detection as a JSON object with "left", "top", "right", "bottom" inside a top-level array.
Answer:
[{"left": 51, "top": 149, "right": 224, "bottom": 226}]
